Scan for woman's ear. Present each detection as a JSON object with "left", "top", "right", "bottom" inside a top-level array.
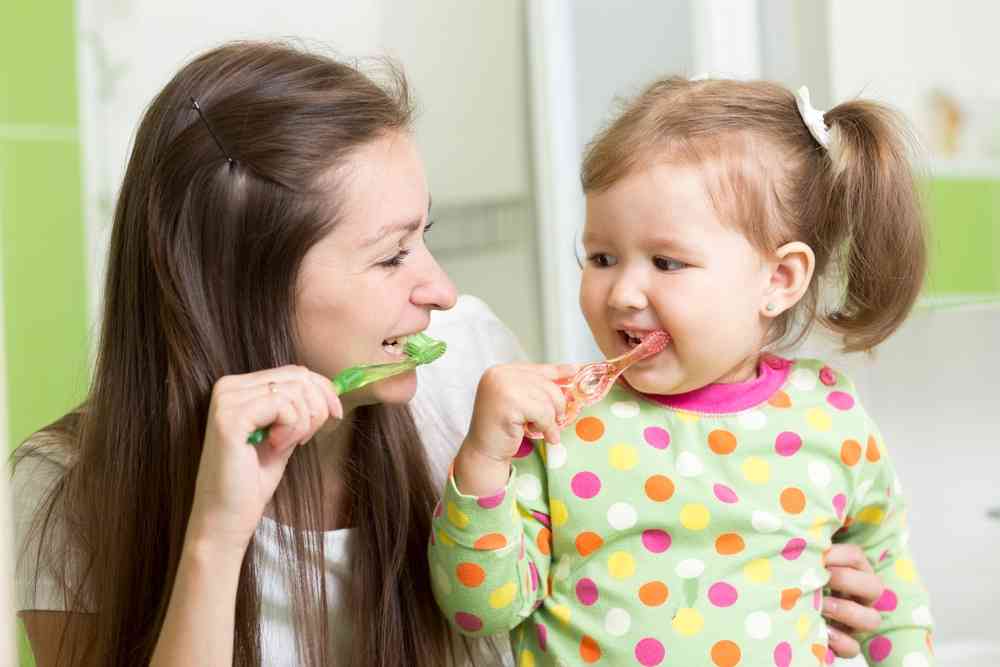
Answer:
[{"left": 761, "top": 242, "right": 815, "bottom": 318}]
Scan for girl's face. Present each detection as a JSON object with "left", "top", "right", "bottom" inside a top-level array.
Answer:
[
  {"left": 295, "top": 131, "right": 456, "bottom": 410},
  {"left": 581, "top": 163, "right": 773, "bottom": 396}
]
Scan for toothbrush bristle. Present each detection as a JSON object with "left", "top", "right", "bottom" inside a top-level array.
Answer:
[{"left": 404, "top": 333, "right": 447, "bottom": 364}]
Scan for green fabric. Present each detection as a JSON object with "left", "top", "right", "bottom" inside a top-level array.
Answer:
[{"left": 430, "top": 360, "right": 934, "bottom": 666}]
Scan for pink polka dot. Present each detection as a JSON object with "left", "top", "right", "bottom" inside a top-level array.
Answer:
[
  {"left": 634, "top": 638, "right": 666, "bottom": 666},
  {"left": 433, "top": 501, "right": 443, "bottom": 518},
  {"left": 869, "top": 635, "right": 893, "bottom": 662},
  {"left": 455, "top": 611, "right": 483, "bottom": 632},
  {"left": 827, "top": 391, "right": 855, "bottom": 411},
  {"left": 820, "top": 366, "right": 837, "bottom": 386},
  {"left": 529, "top": 561, "right": 540, "bottom": 592},
  {"left": 514, "top": 437, "right": 535, "bottom": 458},
  {"left": 775, "top": 431, "right": 803, "bottom": 457},
  {"left": 879, "top": 549, "right": 891, "bottom": 562},
  {"left": 781, "top": 538, "right": 807, "bottom": 561},
  {"left": 641, "top": 529, "right": 672, "bottom": 554},
  {"left": 477, "top": 489, "right": 506, "bottom": 509},
  {"left": 576, "top": 577, "right": 599, "bottom": 606},
  {"left": 571, "top": 471, "right": 602, "bottom": 499},
  {"left": 825, "top": 647, "right": 836, "bottom": 665},
  {"left": 813, "top": 589, "right": 822, "bottom": 611},
  {"left": 773, "top": 641, "right": 792, "bottom": 667},
  {"left": 531, "top": 510, "right": 551, "bottom": 527},
  {"left": 713, "top": 483, "right": 739, "bottom": 504},
  {"left": 708, "top": 582, "right": 738, "bottom": 607},
  {"left": 833, "top": 493, "right": 847, "bottom": 520},
  {"left": 643, "top": 426, "right": 671, "bottom": 449},
  {"left": 874, "top": 588, "right": 898, "bottom": 612},
  {"left": 536, "top": 622, "right": 548, "bottom": 651}
]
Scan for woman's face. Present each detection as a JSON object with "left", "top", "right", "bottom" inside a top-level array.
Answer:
[{"left": 295, "top": 131, "right": 456, "bottom": 410}]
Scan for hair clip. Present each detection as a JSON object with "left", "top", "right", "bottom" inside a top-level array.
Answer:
[
  {"left": 190, "top": 97, "right": 235, "bottom": 165},
  {"left": 795, "top": 86, "right": 830, "bottom": 150}
]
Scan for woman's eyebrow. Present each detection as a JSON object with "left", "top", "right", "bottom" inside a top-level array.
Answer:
[{"left": 358, "top": 219, "right": 423, "bottom": 249}]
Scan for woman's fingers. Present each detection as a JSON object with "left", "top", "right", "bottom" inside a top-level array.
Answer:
[
  {"left": 825, "top": 543, "right": 875, "bottom": 574},
  {"left": 828, "top": 565, "right": 884, "bottom": 606},
  {"left": 826, "top": 623, "right": 862, "bottom": 659},
  {"left": 823, "top": 594, "right": 881, "bottom": 633}
]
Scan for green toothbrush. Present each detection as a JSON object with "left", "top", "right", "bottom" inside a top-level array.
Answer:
[{"left": 246, "top": 332, "right": 447, "bottom": 445}]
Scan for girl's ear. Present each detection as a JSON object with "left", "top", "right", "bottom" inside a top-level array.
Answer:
[{"left": 761, "top": 242, "right": 815, "bottom": 317}]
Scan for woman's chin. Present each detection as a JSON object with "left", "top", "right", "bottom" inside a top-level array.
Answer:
[{"left": 365, "top": 370, "right": 418, "bottom": 406}]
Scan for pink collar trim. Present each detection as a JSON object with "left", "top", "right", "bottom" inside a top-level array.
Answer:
[{"left": 639, "top": 355, "right": 792, "bottom": 414}]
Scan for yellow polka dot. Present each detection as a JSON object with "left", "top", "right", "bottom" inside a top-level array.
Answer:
[
  {"left": 437, "top": 529, "right": 455, "bottom": 547},
  {"left": 520, "top": 650, "right": 535, "bottom": 667},
  {"left": 551, "top": 604, "right": 572, "bottom": 625},
  {"left": 809, "top": 514, "right": 831, "bottom": 540},
  {"left": 551, "top": 499, "right": 569, "bottom": 527},
  {"left": 676, "top": 410, "right": 701, "bottom": 423},
  {"left": 672, "top": 607, "right": 704, "bottom": 636},
  {"left": 895, "top": 558, "right": 917, "bottom": 583},
  {"left": 744, "top": 558, "right": 773, "bottom": 584},
  {"left": 680, "top": 503, "right": 711, "bottom": 531},
  {"left": 609, "top": 443, "right": 639, "bottom": 471},
  {"left": 806, "top": 407, "right": 832, "bottom": 432},
  {"left": 742, "top": 457, "right": 771, "bottom": 484},
  {"left": 796, "top": 614, "right": 812, "bottom": 640},
  {"left": 857, "top": 506, "right": 886, "bottom": 525},
  {"left": 489, "top": 581, "right": 518, "bottom": 609},
  {"left": 447, "top": 502, "right": 469, "bottom": 529},
  {"left": 608, "top": 551, "right": 636, "bottom": 579}
]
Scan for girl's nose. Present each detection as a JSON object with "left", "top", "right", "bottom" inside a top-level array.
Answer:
[
  {"left": 607, "top": 273, "right": 648, "bottom": 312},
  {"left": 411, "top": 251, "right": 457, "bottom": 311}
]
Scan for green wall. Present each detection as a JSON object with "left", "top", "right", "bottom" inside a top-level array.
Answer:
[
  {"left": 1, "top": 3, "right": 90, "bottom": 665},
  {"left": 925, "top": 178, "right": 1000, "bottom": 296}
]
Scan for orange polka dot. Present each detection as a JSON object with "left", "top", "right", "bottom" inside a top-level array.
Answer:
[
  {"left": 575, "top": 531, "right": 604, "bottom": 557},
  {"left": 537, "top": 527, "right": 552, "bottom": 555},
  {"left": 711, "top": 640, "right": 742, "bottom": 667},
  {"left": 781, "top": 487, "right": 806, "bottom": 514},
  {"left": 866, "top": 435, "right": 881, "bottom": 462},
  {"left": 638, "top": 580, "right": 670, "bottom": 606},
  {"left": 841, "top": 439, "right": 862, "bottom": 466},
  {"left": 811, "top": 643, "right": 827, "bottom": 664},
  {"left": 580, "top": 635, "right": 602, "bottom": 663},
  {"left": 473, "top": 533, "right": 507, "bottom": 550},
  {"left": 715, "top": 533, "right": 746, "bottom": 556},
  {"left": 456, "top": 562, "right": 486, "bottom": 587},
  {"left": 645, "top": 474, "right": 675, "bottom": 502},
  {"left": 768, "top": 390, "right": 792, "bottom": 408},
  {"left": 780, "top": 587, "right": 802, "bottom": 610},
  {"left": 708, "top": 430, "right": 738, "bottom": 455},
  {"left": 575, "top": 417, "right": 605, "bottom": 442}
]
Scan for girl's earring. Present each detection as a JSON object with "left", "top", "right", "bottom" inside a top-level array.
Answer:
[{"left": 765, "top": 303, "right": 776, "bottom": 313}]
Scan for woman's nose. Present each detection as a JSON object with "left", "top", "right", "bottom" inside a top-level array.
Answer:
[{"left": 411, "top": 252, "right": 457, "bottom": 311}]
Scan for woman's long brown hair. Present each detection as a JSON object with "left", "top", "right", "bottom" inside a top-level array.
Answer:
[{"left": 15, "top": 41, "right": 454, "bottom": 666}]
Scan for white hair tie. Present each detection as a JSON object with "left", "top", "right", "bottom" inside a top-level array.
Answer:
[{"left": 795, "top": 86, "right": 830, "bottom": 149}]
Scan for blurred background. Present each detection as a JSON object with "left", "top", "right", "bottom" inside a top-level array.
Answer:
[{"left": 2, "top": 1, "right": 997, "bottom": 665}]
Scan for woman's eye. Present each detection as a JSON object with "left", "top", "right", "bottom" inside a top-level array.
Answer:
[
  {"left": 423, "top": 219, "right": 435, "bottom": 236},
  {"left": 588, "top": 253, "right": 617, "bottom": 268},
  {"left": 378, "top": 248, "right": 411, "bottom": 268},
  {"left": 653, "top": 256, "right": 686, "bottom": 271}
]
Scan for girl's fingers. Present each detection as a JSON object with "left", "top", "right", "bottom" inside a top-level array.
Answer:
[
  {"left": 825, "top": 544, "right": 875, "bottom": 574},
  {"left": 822, "top": 594, "right": 882, "bottom": 633},
  {"left": 826, "top": 623, "right": 862, "bottom": 659},
  {"left": 827, "top": 565, "right": 884, "bottom": 606}
]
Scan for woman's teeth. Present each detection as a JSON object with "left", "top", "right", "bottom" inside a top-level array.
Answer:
[{"left": 382, "top": 336, "right": 408, "bottom": 357}]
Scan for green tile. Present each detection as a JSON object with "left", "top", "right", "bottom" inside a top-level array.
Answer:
[{"left": 0, "top": 1, "right": 80, "bottom": 127}]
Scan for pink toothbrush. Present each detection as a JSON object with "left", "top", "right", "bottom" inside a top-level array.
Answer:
[{"left": 525, "top": 331, "right": 670, "bottom": 439}]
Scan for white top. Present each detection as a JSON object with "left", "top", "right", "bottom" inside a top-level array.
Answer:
[{"left": 13, "top": 295, "right": 523, "bottom": 666}]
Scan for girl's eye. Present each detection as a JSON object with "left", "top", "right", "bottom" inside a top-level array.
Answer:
[
  {"left": 588, "top": 253, "right": 617, "bottom": 268},
  {"left": 378, "top": 248, "right": 411, "bottom": 268},
  {"left": 653, "top": 256, "right": 686, "bottom": 271}
]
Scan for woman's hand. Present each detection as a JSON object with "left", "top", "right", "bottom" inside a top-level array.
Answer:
[
  {"left": 454, "top": 363, "right": 577, "bottom": 496},
  {"left": 823, "top": 544, "right": 885, "bottom": 658},
  {"left": 187, "top": 365, "right": 343, "bottom": 556}
]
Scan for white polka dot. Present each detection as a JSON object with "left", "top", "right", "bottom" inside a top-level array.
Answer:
[
  {"left": 516, "top": 474, "right": 542, "bottom": 501},
  {"left": 752, "top": 511, "right": 782, "bottom": 533},
  {"left": 675, "top": 558, "right": 705, "bottom": 579},
  {"left": 808, "top": 461, "right": 832, "bottom": 488},
  {"left": 894, "top": 474, "right": 904, "bottom": 495},
  {"left": 902, "top": 529, "right": 911, "bottom": 547},
  {"left": 604, "top": 607, "right": 631, "bottom": 637},
  {"left": 676, "top": 451, "right": 704, "bottom": 477},
  {"left": 610, "top": 400, "right": 640, "bottom": 419},
  {"left": 739, "top": 409, "right": 768, "bottom": 430},
  {"left": 546, "top": 443, "right": 568, "bottom": 469},
  {"left": 856, "top": 479, "right": 874, "bottom": 499},
  {"left": 800, "top": 568, "right": 825, "bottom": 591},
  {"left": 607, "top": 502, "right": 637, "bottom": 530},
  {"left": 554, "top": 555, "right": 573, "bottom": 581},
  {"left": 789, "top": 368, "right": 818, "bottom": 391},
  {"left": 745, "top": 611, "right": 772, "bottom": 639},
  {"left": 903, "top": 653, "right": 930, "bottom": 667},
  {"left": 814, "top": 624, "right": 828, "bottom": 641},
  {"left": 912, "top": 605, "right": 933, "bottom": 626}
]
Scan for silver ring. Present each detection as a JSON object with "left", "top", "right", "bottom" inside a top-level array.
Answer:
[{"left": 268, "top": 381, "right": 278, "bottom": 394}]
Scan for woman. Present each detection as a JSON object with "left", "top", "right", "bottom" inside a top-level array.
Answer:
[{"left": 13, "top": 42, "right": 884, "bottom": 666}]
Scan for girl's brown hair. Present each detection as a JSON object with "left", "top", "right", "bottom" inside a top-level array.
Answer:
[
  {"left": 582, "top": 76, "right": 927, "bottom": 352},
  {"left": 15, "top": 41, "right": 455, "bottom": 666}
]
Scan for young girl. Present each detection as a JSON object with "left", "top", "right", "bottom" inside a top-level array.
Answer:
[{"left": 429, "top": 77, "right": 934, "bottom": 666}]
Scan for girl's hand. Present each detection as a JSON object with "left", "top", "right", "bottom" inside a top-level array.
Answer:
[
  {"left": 187, "top": 365, "right": 343, "bottom": 556},
  {"left": 823, "top": 544, "right": 885, "bottom": 658}
]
